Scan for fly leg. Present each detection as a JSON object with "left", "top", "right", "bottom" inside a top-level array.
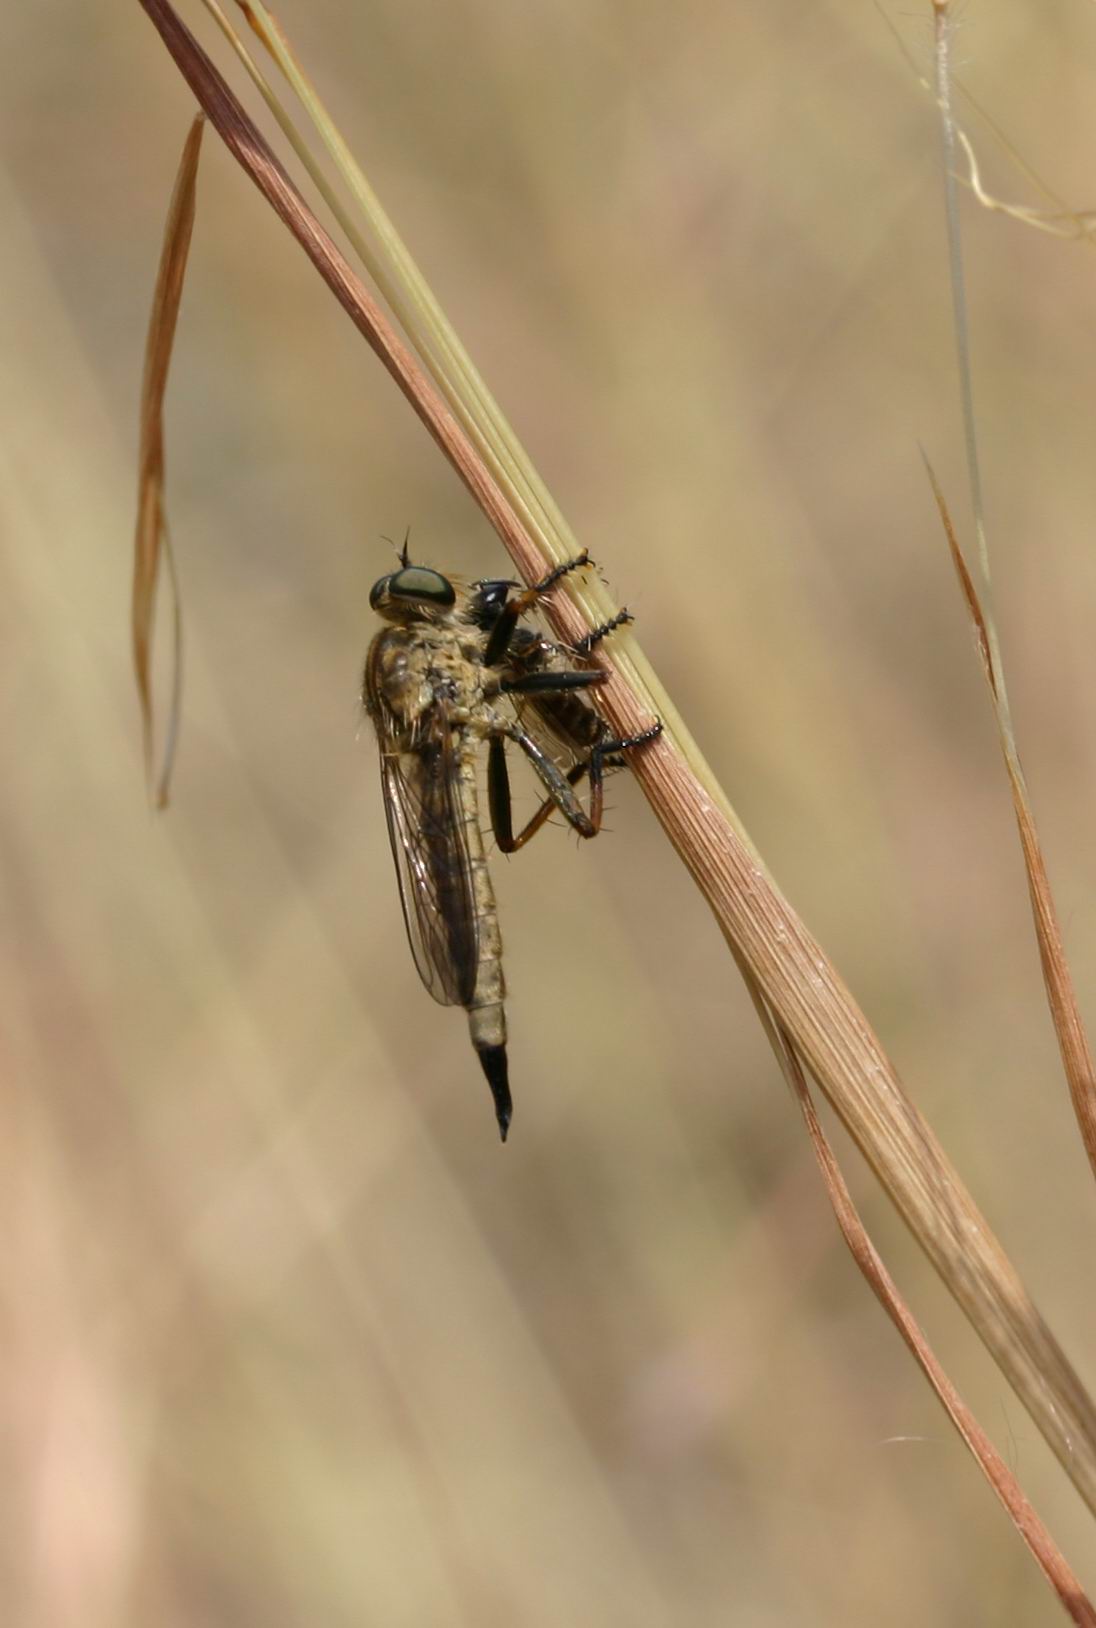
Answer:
[
  {"left": 487, "top": 718, "right": 662, "bottom": 850},
  {"left": 483, "top": 551, "right": 593, "bottom": 666},
  {"left": 489, "top": 744, "right": 590, "bottom": 853},
  {"left": 488, "top": 721, "right": 598, "bottom": 848},
  {"left": 572, "top": 608, "right": 633, "bottom": 657},
  {"left": 582, "top": 720, "right": 663, "bottom": 833},
  {"left": 487, "top": 672, "right": 603, "bottom": 853},
  {"left": 497, "top": 668, "right": 607, "bottom": 699}
]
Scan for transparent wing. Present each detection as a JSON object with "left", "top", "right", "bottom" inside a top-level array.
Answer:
[
  {"left": 507, "top": 633, "right": 608, "bottom": 773},
  {"left": 518, "top": 694, "right": 596, "bottom": 770},
  {"left": 375, "top": 710, "right": 479, "bottom": 1008}
]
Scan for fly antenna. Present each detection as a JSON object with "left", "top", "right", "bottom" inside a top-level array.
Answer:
[{"left": 379, "top": 528, "right": 413, "bottom": 566}]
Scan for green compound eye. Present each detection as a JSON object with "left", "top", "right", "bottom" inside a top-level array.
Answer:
[
  {"left": 368, "top": 573, "right": 394, "bottom": 610},
  {"left": 373, "top": 567, "right": 456, "bottom": 609}
]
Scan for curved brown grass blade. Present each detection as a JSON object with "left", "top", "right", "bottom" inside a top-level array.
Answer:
[
  {"left": 926, "top": 459, "right": 1096, "bottom": 1182},
  {"left": 133, "top": 113, "right": 202, "bottom": 808}
]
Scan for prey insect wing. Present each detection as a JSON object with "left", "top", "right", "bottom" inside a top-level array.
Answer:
[{"left": 373, "top": 700, "right": 479, "bottom": 1008}]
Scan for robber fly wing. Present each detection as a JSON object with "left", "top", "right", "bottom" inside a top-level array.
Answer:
[{"left": 375, "top": 710, "right": 479, "bottom": 1008}]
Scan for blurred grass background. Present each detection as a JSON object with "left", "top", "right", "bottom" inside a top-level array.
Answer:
[{"left": 4, "top": 1, "right": 1096, "bottom": 1622}]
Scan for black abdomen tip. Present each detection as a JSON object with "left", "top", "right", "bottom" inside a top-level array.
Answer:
[{"left": 476, "top": 1045, "right": 512, "bottom": 1142}]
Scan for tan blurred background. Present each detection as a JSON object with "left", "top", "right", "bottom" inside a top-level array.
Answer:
[{"left": 4, "top": 1, "right": 1096, "bottom": 1622}]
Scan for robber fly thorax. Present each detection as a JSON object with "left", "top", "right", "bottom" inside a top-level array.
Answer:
[{"left": 363, "top": 549, "right": 659, "bottom": 1141}]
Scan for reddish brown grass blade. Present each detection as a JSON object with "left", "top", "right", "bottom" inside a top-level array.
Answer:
[
  {"left": 781, "top": 1026, "right": 1096, "bottom": 1624},
  {"left": 926, "top": 460, "right": 1096, "bottom": 1183},
  {"left": 133, "top": 114, "right": 202, "bottom": 808}
]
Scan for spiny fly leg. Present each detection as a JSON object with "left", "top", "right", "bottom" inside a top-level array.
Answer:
[
  {"left": 585, "top": 719, "right": 663, "bottom": 832},
  {"left": 488, "top": 729, "right": 595, "bottom": 848},
  {"left": 573, "top": 608, "right": 634, "bottom": 657},
  {"left": 497, "top": 668, "right": 608, "bottom": 698},
  {"left": 483, "top": 551, "right": 594, "bottom": 667},
  {"left": 529, "top": 549, "right": 592, "bottom": 596},
  {"left": 487, "top": 736, "right": 518, "bottom": 852},
  {"left": 489, "top": 734, "right": 590, "bottom": 854},
  {"left": 588, "top": 718, "right": 664, "bottom": 782},
  {"left": 489, "top": 717, "right": 662, "bottom": 849},
  {"left": 595, "top": 719, "right": 664, "bottom": 756}
]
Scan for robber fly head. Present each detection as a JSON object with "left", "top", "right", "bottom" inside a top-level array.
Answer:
[{"left": 369, "top": 564, "right": 458, "bottom": 623}]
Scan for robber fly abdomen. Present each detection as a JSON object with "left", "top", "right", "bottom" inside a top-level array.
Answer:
[
  {"left": 364, "top": 552, "right": 659, "bottom": 1141},
  {"left": 364, "top": 615, "right": 511, "bottom": 1116}
]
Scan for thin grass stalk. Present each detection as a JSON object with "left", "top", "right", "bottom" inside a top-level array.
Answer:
[
  {"left": 132, "top": 113, "right": 201, "bottom": 806},
  {"left": 878, "top": 4, "right": 1096, "bottom": 242},
  {"left": 932, "top": 3, "right": 996, "bottom": 615},
  {"left": 135, "top": 0, "right": 1096, "bottom": 1552},
  {"left": 930, "top": 3, "right": 1096, "bottom": 1180},
  {"left": 926, "top": 464, "right": 1096, "bottom": 1179}
]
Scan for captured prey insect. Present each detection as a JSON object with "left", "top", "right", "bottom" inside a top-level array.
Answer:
[{"left": 363, "top": 547, "right": 660, "bottom": 1141}]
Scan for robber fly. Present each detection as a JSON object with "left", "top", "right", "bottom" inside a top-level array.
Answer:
[{"left": 363, "top": 545, "right": 659, "bottom": 1141}]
